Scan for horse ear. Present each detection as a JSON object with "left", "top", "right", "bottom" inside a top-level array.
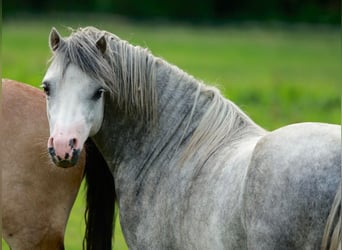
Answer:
[
  {"left": 49, "top": 27, "right": 63, "bottom": 52},
  {"left": 96, "top": 35, "right": 107, "bottom": 55}
]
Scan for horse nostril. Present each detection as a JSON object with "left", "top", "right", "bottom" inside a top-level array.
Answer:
[{"left": 69, "top": 138, "right": 78, "bottom": 149}]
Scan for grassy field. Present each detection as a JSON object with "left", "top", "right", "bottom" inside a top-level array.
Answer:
[{"left": 2, "top": 15, "right": 340, "bottom": 249}]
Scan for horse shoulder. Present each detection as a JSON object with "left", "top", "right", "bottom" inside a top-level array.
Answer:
[{"left": 242, "top": 122, "right": 341, "bottom": 248}]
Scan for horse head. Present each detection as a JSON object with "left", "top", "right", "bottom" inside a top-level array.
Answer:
[{"left": 43, "top": 27, "right": 108, "bottom": 168}]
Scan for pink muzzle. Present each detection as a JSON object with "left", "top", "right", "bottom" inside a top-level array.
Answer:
[{"left": 48, "top": 125, "right": 83, "bottom": 168}]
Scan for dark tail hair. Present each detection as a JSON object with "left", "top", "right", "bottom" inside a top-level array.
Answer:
[
  {"left": 83, "top": 138, "right": 116, "bottom": 250},
  {"left": 321, "top": 182, "right": 341, "bottom": 250}
]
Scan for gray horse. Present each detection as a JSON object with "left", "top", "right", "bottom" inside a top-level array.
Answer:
[{"left": 42, "top": 27, "right": 341, "bottom": 250}]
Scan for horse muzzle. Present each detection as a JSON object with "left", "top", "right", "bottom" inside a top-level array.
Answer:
[
  {"left": 47, "top": 127, "right": 83, "bottom": 168},
  {"left": 48, "top": 145, "right": 80, "bottom": 168}
]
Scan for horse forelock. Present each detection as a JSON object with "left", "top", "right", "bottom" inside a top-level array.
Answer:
[
  {"left": 52, "top": 27, "right": 110, "bottom": 83},
  {"left": 51, "top": 26, "right": 158, "bottom": 123}
]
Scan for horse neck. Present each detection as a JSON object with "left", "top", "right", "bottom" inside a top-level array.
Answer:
[{"left": 93, "top": 60, "right": 264, "bottom": 195}]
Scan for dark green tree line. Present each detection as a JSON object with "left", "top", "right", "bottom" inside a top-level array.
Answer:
[{"left": 3, "top": 0, "right": 340, "bottom": 24}]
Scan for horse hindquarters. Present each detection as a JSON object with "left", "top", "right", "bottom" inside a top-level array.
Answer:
[{"left": 243, "top": 123, "right": 341, "bottom": 250}]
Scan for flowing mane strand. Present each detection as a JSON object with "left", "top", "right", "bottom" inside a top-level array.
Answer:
[
  {"left": 52, "top": 26, "right": 158, "bottom": 123},
  {"left": 179, "top": 85, "right": 264, "bottom": 168}
]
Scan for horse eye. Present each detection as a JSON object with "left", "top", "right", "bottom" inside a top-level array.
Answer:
[
  {"left": 92, "top": 88, "right": 105, "bottom": 101},
  {"left": 41, "top": 82, "right": 50, "bottom": 96}
]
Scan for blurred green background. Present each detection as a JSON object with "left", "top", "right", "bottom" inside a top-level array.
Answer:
[{"left": 2, "top": 1, "right": 340, "bottom": 249}]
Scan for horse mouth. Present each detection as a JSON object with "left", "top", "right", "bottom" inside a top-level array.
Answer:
[
  {"left": 55, "top": 160, "right": 76, "bottom": 168},
  {"left": 48, "top": 147, "right": 80, "bottom": 168}
]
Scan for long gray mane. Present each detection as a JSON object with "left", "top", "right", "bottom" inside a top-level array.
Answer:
[{"left": 52, "top": 26, "right": 264, "bottom": 165}]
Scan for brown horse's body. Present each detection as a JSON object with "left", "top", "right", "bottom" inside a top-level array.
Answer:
[{"left": 1, "top": 79, "right": 85, "bottom": 250}]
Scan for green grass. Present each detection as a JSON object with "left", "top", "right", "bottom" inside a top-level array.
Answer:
[{"left": 2, "top": 16, "right": 340, "bottom": 250}]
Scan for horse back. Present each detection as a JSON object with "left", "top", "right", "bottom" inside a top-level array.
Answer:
[{"left": 243, "top": 122, "right": 341, "bottom": 249}]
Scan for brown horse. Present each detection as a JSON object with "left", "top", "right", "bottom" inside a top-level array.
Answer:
[{"left": 1, "top": 79, "right": 85, "bottom": 250}]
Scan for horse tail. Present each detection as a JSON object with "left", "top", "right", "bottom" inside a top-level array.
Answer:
[
  {"left": 321, "top": 182, "right": 341, "bottom": 250},
  {"left": 83, "top": 138, "right": 116, "bottom": 250}
]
